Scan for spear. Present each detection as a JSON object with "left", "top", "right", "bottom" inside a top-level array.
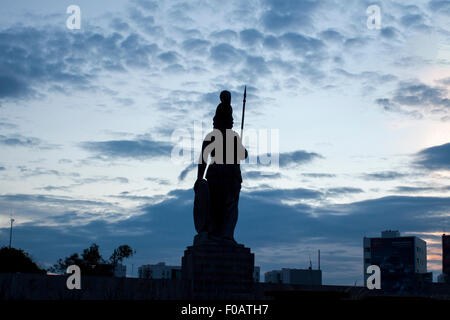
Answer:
[
  {"left": 9, "top": 217, "right": 14, "bottom": 249},
  {"left": 240, "top": 85, "right": 247, "bottom": 138}
]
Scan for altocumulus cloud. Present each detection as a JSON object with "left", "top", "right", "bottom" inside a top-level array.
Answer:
[
  {"left": 428, "top": 0, "right": 450, "bottom": 14},
  {"left": 376, "top": 80, "right": 450, "bottom": 120},
  {"left": 243, "top": 170, "right": 282, "bottom": 180},
  {"left": 80, "top": 138, "right": 173, "bottom": 160},
  {"left": 361, "top": 171, "right": 409, "bottom": 181},
  {"left": 260, "top": 0, "right": 320, "bottom": 32},
  {"left": 415, "top": 142, "right": 450, "bottom": 171},
  {"left": 392, "top": 186, "right": 450, "bottom": 194},
  {"left": 0, "top": 134, "right": 58, "bottom": 150},
  {"left": 0, "top": 134, "right": 41, "bottom": 147},
  {"left": 278, "top": 150, "right": 323, "bottom": 167},
  {"left": 0, "top": 25, "right": 159, "bottom": 100}
]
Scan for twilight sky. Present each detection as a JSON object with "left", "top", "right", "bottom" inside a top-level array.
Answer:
[{"left": 0, "top": 0, "right": 449, "bottom": 285}]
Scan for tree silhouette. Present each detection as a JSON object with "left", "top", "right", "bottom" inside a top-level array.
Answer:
[
  {"left": 50, "top": 243, "right": 134, "bottom": 277},
  {"left": 110, "top": 245, "right": 135, "bottom": 266},
  {"left": 0, "top": 246, "right": 45, "bottom": 274},
  {"left": 82, "top": 243, "right": 105, "bottom": 266}
]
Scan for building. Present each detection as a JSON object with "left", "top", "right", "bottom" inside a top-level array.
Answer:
[
  {"left": 443, "top": 234, "right": 450, "bottom": 276},
  {"left": 264, "top": 268, "right": 322, "bottom": 285},
  {"left": 138, "top": 265, "right": 151, "bottom": 279},
  {"left": 437, "top": 273, "right": 448, "bottom": 283},
  {"left": 113, "top": 264, "right": 126, "bottom": 278},
  {"left": 363, "top": 230, "right": 431, "bottom": 291},
  {"left": 253, "top": 266, "right": 260, "bottom": 282},
  {"left": 138, "top": 262, "right": 181, "bottom": 280},
  {"left": 264, "top": 270, "right": 282, "bottom": 283},
  {"left": 440, "top": 234, "right": 450, "bottom": 284}
]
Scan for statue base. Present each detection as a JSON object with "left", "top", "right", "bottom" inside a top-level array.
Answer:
[{"left": 181, "top": 234, "right": 255, "bottom": 299}]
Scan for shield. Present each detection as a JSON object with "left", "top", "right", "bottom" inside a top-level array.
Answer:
[{"left": 193, "top": 179, "right": 210, "bottom": 233}]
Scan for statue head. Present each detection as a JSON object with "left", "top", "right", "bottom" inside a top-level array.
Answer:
[
  {"left": 213, "top": 90, "right": 233, "bottom": 130},
  {"left": 220, "top": 90, "right": 231, "bottom": 105}
]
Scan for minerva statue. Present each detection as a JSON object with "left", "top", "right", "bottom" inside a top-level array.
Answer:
[{"left": 193, "top": 90, "right": 248, "bottom": 245}]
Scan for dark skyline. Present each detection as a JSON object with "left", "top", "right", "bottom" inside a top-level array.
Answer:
[{"left": 0, "top": 0, "right": 449, "bottom": 285}]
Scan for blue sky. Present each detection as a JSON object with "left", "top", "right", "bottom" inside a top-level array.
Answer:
[{"left": 0, "top": 0, "right": 449, "bottom": 285}]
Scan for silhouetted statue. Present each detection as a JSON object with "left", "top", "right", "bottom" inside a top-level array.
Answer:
[{"left": 194, "top": 90, "right": 248, "bottom": 244}]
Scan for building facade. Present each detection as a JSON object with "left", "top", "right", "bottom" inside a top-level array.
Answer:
[
  {"left": 443, "top": 234, "right": 450, "bottom": 275},
  {"left": 138, "top": 262, "right": 181, "bottom": 280},
  {"left": 441, "top": 234, "right": 450, "bottom": 283},
  {"left": 113, "top": 264, "right": 126, "bottom": 278},
  {"left": 264, "top": 270, "right": 281, "bottom": 283},
  {"left": 363, "top": 230, "right": 430, "bottom": 291},
  {"left": 264, "top": 268, "right": 322, "bottom": 285},
  {"left": 253, "top": 266, "right": 260, "bottom": 283}
]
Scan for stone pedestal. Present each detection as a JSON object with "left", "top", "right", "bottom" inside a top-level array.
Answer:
[{"left": 182, "top": 237, "right": 254, "bottom": 299}]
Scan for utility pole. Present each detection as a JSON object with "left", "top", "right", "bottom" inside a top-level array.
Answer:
[{"left": 9, "top": 217, "right": 15, "bottom": 249}]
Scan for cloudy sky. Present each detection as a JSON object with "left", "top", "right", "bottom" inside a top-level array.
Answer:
[{"left": 0, "top": 0, "right": 449, "bottom": 285}]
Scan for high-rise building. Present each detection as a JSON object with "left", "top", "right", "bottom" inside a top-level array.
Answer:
[
  {"left": 442, "top": 234, "right": 450, "bottom": 275},
  {"left": 253, "top": 266, "right": 260, "bottom": 282},
  {"left": 138, "top": 262, "right": 181, "bottom": 280},
  {"left": 441, "top": 234, "right": 450, "bottom": 283},
  {"left": 363, "top": 230, "right": 431, "bottom": 290}
]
